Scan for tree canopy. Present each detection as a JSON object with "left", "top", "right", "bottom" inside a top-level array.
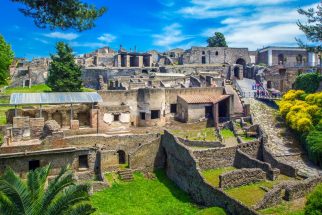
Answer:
[
  {"left": 297, "top": 1, "right": 322, "bottom": 52},
  {"left": 47, "top": 42, "right": 82, "bottom": 92},
  {"left": 0, "top": 165, "right": 95, "bottom": 215},
  {"left": 0, "top": 35, "right": 14, "bottom": 85},
  {"left": 207, "top": 32, "right": 228, "bottom": 47},
  {"left": 11, "top": 0, "right": 107, "bottom": 31}
]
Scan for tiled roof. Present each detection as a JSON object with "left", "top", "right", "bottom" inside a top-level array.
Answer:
[{"left": 178, "top": 94, "right": 230, "bottom": 104}]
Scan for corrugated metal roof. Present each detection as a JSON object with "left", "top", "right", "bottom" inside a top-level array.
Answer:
[
  {"left": 178, "top": 94, "right": 230, "bottom": 104},
  {"left": 10, "top": 92, "right": 103, "bottom": 105}
]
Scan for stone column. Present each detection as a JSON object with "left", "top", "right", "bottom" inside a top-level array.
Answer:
[
  {"left": 308, "top": 52, "right": 316, "bottom": 67},
  {"left": 126, "top": 55, "right": 131, "bottom": 67},
  {"left": 213, "top": 103, "right": 219, "bottom": 128},
  {"left": 138, "top": 56, "right": 143, "bottom": 68},
  {"left": 268, "top": 48, "right": 273, "bottom": 66}
]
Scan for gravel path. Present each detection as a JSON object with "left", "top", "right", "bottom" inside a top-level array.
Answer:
[{"left": 250, "top": 98, "right": 321, "bottom": 177}]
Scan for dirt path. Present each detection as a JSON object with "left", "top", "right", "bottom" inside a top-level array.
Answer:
[{"left": 250, "top": 99, "right": 321, "bottom": 177}]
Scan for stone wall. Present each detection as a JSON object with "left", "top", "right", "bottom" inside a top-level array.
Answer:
[
  {"left": 234, "top": 149, "right": 280, "bottom": 180},
  {"left": 219, "top": 168, "right": 266, "bottom": 189},
  {"left": 0, "top": 147, "right": 97, "bottom": 179},
  {"left": 162, "top": 131, "right": 258, "bottom": 215},
  {"left": 177, "top": 137, "right": 224, "bottom": 148},
  {"left": 128, "top": 137, "right": 165, "bottom": 172},
  {"left": 285, "top": 176, "right": 322, "bottom": 201}
]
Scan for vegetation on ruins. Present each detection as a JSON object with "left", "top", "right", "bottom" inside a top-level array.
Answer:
[
  {"left": 0, "top": 165, "right": 95, "bottom": 215},
  {"left": 0, "top": 34, "right": 14, "bottom": 85},
  {"left": 11, "top": 0, "right": 106, "bottom": 31},
  {"left": 297, "top": 1, "right": 322, "bottom": 53},
  {"left": 47, "top": 42, "right": 83, "bottom": 92},
  {"left": 278, "top": 90, "right": 322, "bottom": 166},
  {"left": 207, "top": 32, "right": 228, "bottom": 47},
  {"left": 294, "top": 72, "right": 322, "bottom": 93},
  {"left": 92, "top": 170, "right": 226, "bottom": 215},
  {"left": 305, "top": 183, "right": 322, "bottom": 214}
]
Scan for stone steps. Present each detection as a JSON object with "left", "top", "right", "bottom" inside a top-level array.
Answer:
[{"left": 118, "top": 169, "right": 134, "bottom": 181}]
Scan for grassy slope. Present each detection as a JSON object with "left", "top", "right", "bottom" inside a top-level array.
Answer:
[
  {"left": 91, "top": 170, "right": 226, "bottom": 215},
  {"left": 171, "top": 128, "right": 217, "bottom": 141},
  {"left": 202, "top": 167, "right": 236, "bottom": 187}
]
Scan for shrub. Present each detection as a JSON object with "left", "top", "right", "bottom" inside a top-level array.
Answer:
[
  {"left": 305, "top": 183, "right": 322, "bottom": 215},
  {"left": 294, "top": 72, "right": 322, "bottom": 93}
]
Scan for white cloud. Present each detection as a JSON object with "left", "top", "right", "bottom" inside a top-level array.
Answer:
[
  {"left": 97, "top": 33, "right": 116, "bottom": 43},
  {"left": 44, "top": 32, "right": 79, "bottom": 40},
  {"left": 69, "top": 41, "right": 108, "bottom": 48},
  {"left": 153, "top": 23, "right": 193, "bottom": 48},
  {"left": 201, "top": 3, "right": 320, "bottom": 50}
]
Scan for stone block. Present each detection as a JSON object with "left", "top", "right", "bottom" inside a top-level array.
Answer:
[{"left": 70, "top": 120, "right": 80, "bottom": 130}]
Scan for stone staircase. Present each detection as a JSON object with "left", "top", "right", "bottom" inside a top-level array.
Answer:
[{"left": 118, "top": 169, "right": 134, "bottom": 181}]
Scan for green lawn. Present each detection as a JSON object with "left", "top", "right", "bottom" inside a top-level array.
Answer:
[
  {"left": 171, "top": 128, "right": 218, "bottom": 141},
  {"left": 91, "top": 170, "right": 226, "bottom": 215},
  {"left": 201, "top": 167, "right": 236, "bottom": 187},
  {"left": 225, "top": 175, "right": 294, "bottom": 207},
  {"left": 220, "top": 129, "right": 235, "bottom": 138}
]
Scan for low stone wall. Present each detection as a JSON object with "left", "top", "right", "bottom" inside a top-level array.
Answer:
[
  {"left": 162, "top": 131, "right": 258, "bottom": 215},
  {"left": 255, "top": 183, "right": 288, "bottom": 210},
  {"left": 258, "top": 125, "right": 298, "bottom": 177},
  {"left": 285, "top": 176, "right": 322, "bottom": 201},
  {"left": 262, "top": 145, "right": 298, "bottom": 177},
  {"left": 128, "top": 137, "right": 165, "bottom": 172},
  {"left": 219, "top": 168, "right": 266, "bottom": 189},
  {"left": 234, "top": 149, "right": 280, "bottom": 180},
  {"left": 177, "top": 137, "right": 224, "bottom": 148}
]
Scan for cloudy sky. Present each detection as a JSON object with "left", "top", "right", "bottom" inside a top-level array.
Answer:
[{"left": 0, "top": 0, "right": 319, "bottom": 59}]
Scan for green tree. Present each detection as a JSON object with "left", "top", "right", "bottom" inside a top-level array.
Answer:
[
  {"left": 297, "top": 1, "right": 322, "bottom": 52},
  {"left": 207, "top": 32, "right": 228, "bottom": 47},
  {"left": 294, "top": 72, "right": 322, "bottom": 93},
  {"left": 0, "top": 35, "right": 14, "bottom": 85},
  {"left": 11, "top": 0, "right": 107, "bottom": 31},
  {"left": 47, "top": 42, "right": 82, "bottom": 92},
  {"left": 305, "top": 183, "right": 322, "bottom": 215},
  {"left": 0, "top": 165, "right": 95, "bottom": 215}
]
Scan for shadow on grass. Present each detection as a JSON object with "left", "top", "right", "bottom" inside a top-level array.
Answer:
[{"left": 154, "top": 169, "right": 194, "bottom": 204}]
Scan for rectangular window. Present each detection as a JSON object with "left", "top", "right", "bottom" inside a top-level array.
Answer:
[
  {"left": 29, "top": 160, "right": 40, "bottom": 171},
  {"left": 114, "top": 114, "right": 120, "bottom": 121},
  {"left": 140, "top": 112, "right": 146, "bottom": 120},
  {"left": 79, "top": 155, "right": 89, "bottom": 169},
  {"left": 170, "top": 104, "right": 177, "bottom": 113},
  {"left": 151, "top": 110, "right": 160, "bottom": 119}
]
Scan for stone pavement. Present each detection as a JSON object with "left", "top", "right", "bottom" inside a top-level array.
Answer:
[{"left": 250, "top": 99, "right": 322, "bottom": 177}]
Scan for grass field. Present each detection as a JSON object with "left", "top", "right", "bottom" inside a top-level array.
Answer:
[
  {"left": 91, "top": 170, "right": 226, "bottom": 215},
  {"left": 202, "top": 167, "right": 236, "bottom": 187},
  {"left": 171, "top": 127, "right": 217, "bottom": 141},
  {"left": 225, "top": 175, "right": 294, "bottom": 207}
]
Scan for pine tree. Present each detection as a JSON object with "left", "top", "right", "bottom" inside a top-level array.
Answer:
[
  {"left": 47, "top": 42, "right": 82, "bottom": 92},
  {"left": 297, "top": 1, "right": 322, "bottom": 52},
  {"left": 207, "top": 32, "right": 228, "bottom": 47},
  {"left": 11, "top": 0, "right": 106, "bottom": 31},
  {"left": 0, "top": 35, "right": 14, "bottom": 85}
]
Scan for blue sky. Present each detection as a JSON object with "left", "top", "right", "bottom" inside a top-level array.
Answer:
[{"left": 0, "top": 0, "right": 320, "bottom": 59}]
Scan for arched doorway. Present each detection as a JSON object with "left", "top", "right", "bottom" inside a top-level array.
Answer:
[
  {"left": 236, "top": 58, "right": 246, "bottom": 78},
  {"left": 278, "top": 54, "right": 285, "bottom": 65},
  {"left": 117, "top": 150, "right": 126, "bottom": 164}
]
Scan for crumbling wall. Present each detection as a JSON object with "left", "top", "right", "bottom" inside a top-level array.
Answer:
[
  {"left": 234, "top": 149, "right": 280, "bottom": 180},
  {"left": 162, "top": 131, "right": 258, "bottom": 215},
  {"left": 219, "top": 168, "right": 266, "bottom": 189},
  {"left": 128, "top": 137, "right": 165, "bottom": 172},
  {"left": 285, "top": 176, "right": 322, "bottom": 201}
]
